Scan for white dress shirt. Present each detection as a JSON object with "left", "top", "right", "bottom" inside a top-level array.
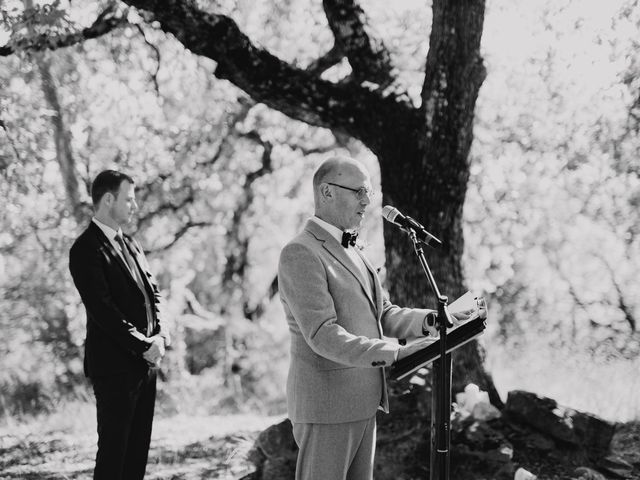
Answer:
[
  {"left": 310, "top": 216, "right": 373, "bottom": 293},
  {"left": 92, "top": 217, "right": 128, "bottom": 264}
]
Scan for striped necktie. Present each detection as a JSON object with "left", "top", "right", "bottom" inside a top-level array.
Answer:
[{"left": 115, "top": 234, "right": 154, "bottom": 336}]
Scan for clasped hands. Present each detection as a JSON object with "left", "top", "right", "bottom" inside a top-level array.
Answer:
[{"left": 142, "top": 335, "right": 167, "bottom": 367}]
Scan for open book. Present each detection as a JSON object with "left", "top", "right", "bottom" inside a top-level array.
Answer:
[
  {"left": 448, "top": 291, "right": 487, "bottom": 325},
  {"left": 390, "top": 292, "right": 488, "bottom": 380}
]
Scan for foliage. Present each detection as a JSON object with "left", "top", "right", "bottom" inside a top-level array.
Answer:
[
  {"left": 464, "top": 0, "right": 640, "bottom": 418},
  {"left": 0, "top": 0, "right": 639, "bottom": 422}
]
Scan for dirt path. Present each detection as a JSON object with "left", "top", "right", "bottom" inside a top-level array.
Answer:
[{"left": 0, "top": 412, "right": 281, "bottom": 480}]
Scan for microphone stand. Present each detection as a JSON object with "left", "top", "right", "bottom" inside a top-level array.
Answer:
[{"left": 407, "top": 228, "right": 451, "bottom": 480}]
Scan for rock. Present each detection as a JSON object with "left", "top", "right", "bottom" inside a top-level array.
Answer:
[
  {"left": 261, "top": 457, "right": 296, "bottom": 480},
  {"left": 464, "top": 420, "right": 507, "bottom": 450},
  {"left": 485, "top": 444, "right": 514, "bottom": 463},
  {"left": 247, "top": 389, "right": 626, "bottom": 480},
  {"left": 524, "top": 432, "right": 555, "bottom": 452},
  {"left": 247, "top": 419, "right": 297, "bottom": 480},
  {"left": 574, "top": 466, "right": 607, "bottom": 480},
  {"left": 514, "top": 467, "right": 538, "bottom": 479},
  {"left": 597, "top": 454, "right": 634, "bottom": 479},
  {"left": 254, "top": 419, "right": 297, "bottom": 461},
  {"left": 504, "top": 390, "right": 615, "bottom": 458},
  {"left": 494, "top": 462, "right": 517, "bottom": 480},
  {"left": 472, "top": 401, "right": 501, "bottom": 421},
  {"left": 374, "top": 386, "right": 431, "bottom": 479}
]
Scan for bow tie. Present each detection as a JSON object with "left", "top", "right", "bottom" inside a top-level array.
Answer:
[{"left": 341, "top": 231, "right": 358, "bottom": 248}]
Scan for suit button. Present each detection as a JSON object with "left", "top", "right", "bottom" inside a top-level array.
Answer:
[
  {"left": 380, "top": 361, "right": 386, "bottom": 366},
  {"left": 371, "top": 362, "right": 377, "bottom": 366}
]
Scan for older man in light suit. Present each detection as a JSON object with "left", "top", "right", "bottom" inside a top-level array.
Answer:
[{"left": 278, "top": 156, "right": 468, "bottom": 480}]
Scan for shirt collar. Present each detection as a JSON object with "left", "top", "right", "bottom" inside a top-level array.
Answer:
[
  {"left": 92, "top": 217, "right": 123, "bottom": 242},
  {"left": 310, "top": 216, "right": 350, "bottom": 245}
]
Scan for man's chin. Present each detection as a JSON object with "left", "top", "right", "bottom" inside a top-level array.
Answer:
[{"left": 349, "top": 220, "right": 364, "bottom": 231}]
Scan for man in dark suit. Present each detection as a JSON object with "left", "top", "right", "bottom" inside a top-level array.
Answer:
[{"left": 69, "top": 169, "right": 170, "bottom": 480}]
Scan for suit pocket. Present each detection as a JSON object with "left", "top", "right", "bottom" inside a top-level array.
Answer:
[{"left": 316, "top": 363, "right": 353, "bottom": 372}]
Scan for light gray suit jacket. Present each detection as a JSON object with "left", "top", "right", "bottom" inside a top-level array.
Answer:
[{"left": 278, "top": 220, "right": 431, "bottom": 424}]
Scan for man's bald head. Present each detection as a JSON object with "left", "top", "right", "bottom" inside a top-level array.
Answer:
[
  {"left": 313, "top": 156, "right": 366, "bottom": 195},
  {"left": 312, "top": 156, "right": 372, "bottom": 231}
]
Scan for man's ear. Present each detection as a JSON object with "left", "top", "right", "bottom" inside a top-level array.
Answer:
[
  {"left": 102, "top": 192, "right": 114, "bottom": 207},
  {"left": 319, "top": 183, "right": 332, "bottom": 200}
]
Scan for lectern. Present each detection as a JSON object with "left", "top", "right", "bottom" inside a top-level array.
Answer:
[{"left": 388, "top": 229, "right": 487, "bottom": 480}]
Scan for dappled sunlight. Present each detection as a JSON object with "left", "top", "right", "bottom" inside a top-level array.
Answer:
[{"left": 1, "top": 0, "right": 639, "bottom": 478}]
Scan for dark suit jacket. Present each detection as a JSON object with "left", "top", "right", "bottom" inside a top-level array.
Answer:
[{"left": 69, "top": 221, "right": 166, "bottom": 378}]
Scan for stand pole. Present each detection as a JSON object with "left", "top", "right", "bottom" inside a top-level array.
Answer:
[
  {"left": 429, "top": 297, "right": 452, "bottom": 480},
  {"left": 408, "top": 231, "right": 451, "bottom": 480}
]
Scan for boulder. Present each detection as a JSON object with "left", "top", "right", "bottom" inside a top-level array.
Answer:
[
  {"left": 514, "top": 467, "right": 538, "bottom": 480},
  {"left": 504, "top": 390, "right": 615, "bottom": 458},
  {"left": 246, "top": 419, "right": 296, "bottom": 480},
  {"left": 246, "top": 389, "right": 624, "bottom": 480},
  {"left": 573, "top": 466, "right": 607, "bottom": 480},
  {"left": 597, "top": 454, "right": 634, "bottom": 479}
]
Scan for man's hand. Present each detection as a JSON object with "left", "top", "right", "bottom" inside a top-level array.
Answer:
[
  {"left": 396, "top": 338, "right": 437, "bottom": 362},
  {"left": 142, "top": 335, "right": 166, "bottom": 366},
  {"left": 450, "top": 308, "right": 476, "bottom": 325}
]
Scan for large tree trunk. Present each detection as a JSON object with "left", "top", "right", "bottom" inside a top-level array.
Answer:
[{"left": 376, "top": 1, "right": 502, "bottom": 407}]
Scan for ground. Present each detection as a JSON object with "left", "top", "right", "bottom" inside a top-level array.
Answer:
[
  {"left": 0, "top": 408, "right": 638, "bottom": 480},
  {"left": 0, "top": 408, "right": 282, "bottom": 480}
]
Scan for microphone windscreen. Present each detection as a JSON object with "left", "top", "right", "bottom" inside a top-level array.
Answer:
[{"left": 382, "top": 205, "right": 399, "bottom": 222}]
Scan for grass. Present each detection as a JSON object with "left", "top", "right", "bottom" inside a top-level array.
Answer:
[
  {"left": 487, "top": 344, "right": 640, "bottom": 422},
  {"left": 1, "top": 341, "right": 639, "bottom": 479},
  {"left": 0, "top": 400, "right": 284, "bottom": 480}
]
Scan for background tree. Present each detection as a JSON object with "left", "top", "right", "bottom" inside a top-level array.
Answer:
[
  {"left": 2, "top": 0, "right": 639, "bottom": 426},
  {"left": 1, "top": 0, "right": 499, "bottom": 403},
  {"left": 122, "top": 0, "right": 498, "bottom": 398}
]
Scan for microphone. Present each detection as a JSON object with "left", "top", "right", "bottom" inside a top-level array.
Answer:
[{"left": 382, "top": 205, "right": 442, "bottom": 248}]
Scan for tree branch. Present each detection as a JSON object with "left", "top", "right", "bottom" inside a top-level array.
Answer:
[
  {"left": 305, "top": 43, "right": 344, "bottom": 76},
  {"left": 321, "top": 0, "right": 394, "bottom": 86},
  {"left": 136, "top": 187, "right": 195, "bottom": 229},
  {"left": 134, "top": 23, "right": 161, "bottom": 95},
  {"left": 120, "top": 0, "right": 415, "bottom": 147},
  {"left": 599, "top": 255, "right": 637, "bottom": 333},
  {"left": 0, "top": 5, "right": 129, "bottom": 56},
  {"left": 244, "top": 275, "right": 278, "bottom": 321},
  {"left": 0, "top": 119, "right": 24, "bottom": 169},
  {"left": 146, "top": 220, "right": 211, "bottom": 253},
  {"left": 219, "top": 134, "right": 274, "bottom": 314}
]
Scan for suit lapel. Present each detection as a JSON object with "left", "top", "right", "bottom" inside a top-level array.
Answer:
[
  {"left": 121, "top": 234, "right": 153, "bottom": 292},
  {"left": 305, "top": 221, "right": 377, "bottom": 311},
  {"left": 88, "top": 222, "right": 143, "bottom": 292},
  {"left": 355, "top": 248, "right": 384, "bottom": 319}
]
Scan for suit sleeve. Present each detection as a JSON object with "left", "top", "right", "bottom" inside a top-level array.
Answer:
[
  {"left": 380, "top": 297, "right": 438, "bottom": 339},
  {"left": 278, "top": 242, "right": 398, "bottom": 368},
  {"left": 69, "top": 239, "right": 152, "bottom": 355}
]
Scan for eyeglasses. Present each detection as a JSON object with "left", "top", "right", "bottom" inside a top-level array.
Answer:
[{"left": 327, "top": 182, "right": 376, "bottom": 201}]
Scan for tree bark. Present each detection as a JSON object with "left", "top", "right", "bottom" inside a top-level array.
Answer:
[
  {"left": 21, "top": 0, "right": 87, "bottom": 222},
  {"left": 36, "top": 56, "right": 85, "bottom": 223},
  {"left": 375, "top": 0, "right": 501, "bottom": 405}
]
